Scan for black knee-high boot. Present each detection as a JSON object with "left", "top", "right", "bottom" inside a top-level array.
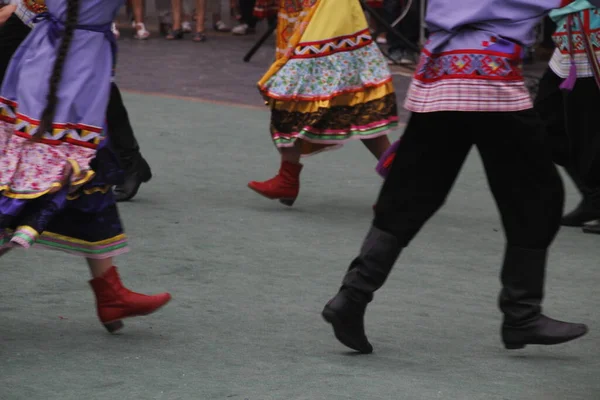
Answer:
[
  {"left": 499, "top": 246, "right": 588, "bottom": 349},
  {"left": 322, "top": 226, "right": 402, "bottom": 354},
  {"left": 561, "top": 166, "right": 600, "bottom": 227}
]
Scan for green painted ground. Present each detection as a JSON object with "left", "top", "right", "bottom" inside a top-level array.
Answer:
[{"left": 1, "top": 92, "right": 598, "bottom": 400}]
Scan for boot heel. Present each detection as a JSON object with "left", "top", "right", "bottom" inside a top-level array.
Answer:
[
  {"left": 279, "top": 198, "right": 296, "bottom": 206},
  {"left": 504, "top": 343, "right": 525, "bottom": 350},
  {"left": 103, "top": 320, "right": 124, "bottom": 333}
]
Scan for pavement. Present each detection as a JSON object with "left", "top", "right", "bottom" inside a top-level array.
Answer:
[{"left": 0, "top": 31, "right": 598, "bottom": 400}]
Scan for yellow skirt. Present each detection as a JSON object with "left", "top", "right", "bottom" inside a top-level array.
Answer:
[{"left": 258, "top": 0, "right": 398, "bottom": 155}]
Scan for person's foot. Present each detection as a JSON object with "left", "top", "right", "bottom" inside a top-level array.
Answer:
[
  {"left": 90, "top": 266, "right": 171, "bottom": 333},
  {"left": 166, "top": 28, "right": 184, "bottom": 40},
  {"left": 582, "top": 222, "right": 600, "bottom": 234},
  {"left": 192, "top": 32, "right": 207, "bottom": 42},
  {"left": 387, "top": 49, "right": 417, "bottom": 65},
  {"left": 387, "top": 49, "right": 404, "bottom": 65},
  {"left": 376, "top": 33, "right": 387, "bottom": 44},
  {"left": 232, "top": 23, "right": 256, "bottom": 35},
  {"left": 561, "top": 199, "right": 600, "bottom": 226},
  {"left": 213, "top": 20, "right": 230, "bottom": 32},
  {"left": 133, "top": 22, "right": 150, "bottom": 40},
  {"left": 399, "top": 51, "right": 417, "bottom": 65},
  {"left": 502, "top": 315, "right": 588, "bottom": 349},
  {"left": 322, "top": 290, "right": 373, "bottom": 354},
  {"left": 247, "top": 161, "right": 303, "bottom": 206},
  {"left": 114, "top": 155, "right": 152, "bottom": 202}
]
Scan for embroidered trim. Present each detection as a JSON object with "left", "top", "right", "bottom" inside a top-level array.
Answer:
[
  {"left": 413, "top": 49, "right": 524, "bottom": 83},
  {"left": 0, "top": 227, "right": 129, "bottom": 257},
  {"left": 292, "top": 29, "right": 373, "bottom": 59},
  {"left": 0, "top": 97, "right": 103, "bottom": 148},
  {"left": 553, "top": 29, "right": 600, "bottom": 54},
  {"left": 22, "top": 0, "right": 48, "bottom": 14}
]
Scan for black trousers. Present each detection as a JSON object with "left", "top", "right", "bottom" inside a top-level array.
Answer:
[
  {"left": 239, "top": 0, "right": 257, "bottom": 28},
  {"left": 0, "top": 14, "right": 140, "bottom": 167},
  {"left": 374, "top": 110, "right": 564, "bottom": 250},
  {"left": 106, "top": 82, "right": 140, "bottom": 165},
  {"left": 534, "top": 68, "right": 600, "bottom": 188}
]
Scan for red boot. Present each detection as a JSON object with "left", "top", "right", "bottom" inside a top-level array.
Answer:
[
  {"left": 248, "top": 161, "right": 303, "bottom": 206},
  {"left": 89, "top": 266, "right": 171, "bottom": 333}
]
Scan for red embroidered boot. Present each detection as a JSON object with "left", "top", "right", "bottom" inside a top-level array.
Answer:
[
  {"left": 248, "top": 161, "right": 303, "bottom": 206},
  {"left": 89, "top": 266, "right": 172, "bottom": 333}
]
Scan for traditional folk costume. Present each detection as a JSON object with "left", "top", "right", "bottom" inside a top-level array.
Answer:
[
  {"left": 535, "top": 1, "right": 600, "bottom": 234},
  {"left": 322, "top": 0, "right": 595, "bottom": 354},
  {"left": 0, "top": 0, "right": 170, "bottom": 332},
  {"left": 0, "top": 0, "right": 152, "bottom": 203},
  {"left": 247, "top": 0, "right": 398, "bottom": 206}
]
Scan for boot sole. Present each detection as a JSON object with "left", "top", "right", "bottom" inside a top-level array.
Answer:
[
  {"left": 101, "top": 296, "right": 172, "bottom": 334},
  {"left": 321, "top": 307, "right": 373, "bottom": 354},
  {"left": 503, "top": 326, "right": 589, "bottom": 350},
  {"left": 247, "top": 184, "right": 297, "bottom": 207}
]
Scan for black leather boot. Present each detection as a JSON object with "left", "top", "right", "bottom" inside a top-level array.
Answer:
[
  {"left": 499, "top": 246, "right": 588, "bottom": 349},
  {"left": 113, "top": 153, "right": 152, "bottom": 202},
  {"left": 322, "top": 226, "right": 402, "bottom": 354},
  {"left": 582, "top": 224, "right": 600, "bottom": 234},
  {"left": 106, "top": 83, "right": 152, "bottom": 202},
  {"left": 561, "top": 167, "right": 600, "bottom": 226}
]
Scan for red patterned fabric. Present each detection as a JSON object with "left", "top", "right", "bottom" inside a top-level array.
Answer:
[{"left": 404, "top": 49, "right": 532, "bottom": 112}]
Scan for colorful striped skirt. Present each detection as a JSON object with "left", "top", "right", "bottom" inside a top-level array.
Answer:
[{"left": 258, "top": 0, "right": 398, "bottom": 156}]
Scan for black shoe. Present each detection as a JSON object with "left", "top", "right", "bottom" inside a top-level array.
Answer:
[
  {"left": 561, "top": 167, "right": 600, "bottom": 226},
  {"left": 502, "top": 315, "right": 588, "bottom": 349},
  {"left": 322, "top": 290, "right": 373, "bottom": 354},
  {"left": 582, "top": 223, "right": 600, "bottom": 234},
  {"left": 561, "top": 199, "right": 600, "bottom": 226},
  {"left": 114, "top": 156, "right": 152, "bottom": 202}
]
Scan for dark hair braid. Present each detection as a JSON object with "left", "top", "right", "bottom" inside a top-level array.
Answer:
[{"left": 34, "top": 0, "right": 81, "bottom": 141}]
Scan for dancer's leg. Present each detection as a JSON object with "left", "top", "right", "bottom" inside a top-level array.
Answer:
[
  {"left": 106, "top": 83, "right": 152, "bottom": 202},
  {"left": 248, "top": 141, "right": 303, "bottom": 206},
  {"left": 87, "top": 257, "right": 171, "bottom": 333},
  {"left": 361, "top": 135, "right": 391, "bottom": 160},
  {"left": 474, "top": 109, "right": 587, "bottom": 349},
  {"left": 323, "top": 112, "right": 473, "bottom": 353}
]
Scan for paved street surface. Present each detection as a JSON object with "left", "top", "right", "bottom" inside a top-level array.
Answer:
[{"left": 1, "top": 32, "right": 598, "bottom": 400}]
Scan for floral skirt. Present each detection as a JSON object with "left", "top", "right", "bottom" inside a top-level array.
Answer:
[
  {"left": 258, "top": 0, "right": 398, "bottom": 156},
  {"left": 0, "top": 100, "right": 129, "bottom": 258}
]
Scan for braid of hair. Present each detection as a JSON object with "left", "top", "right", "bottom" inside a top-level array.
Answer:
[{"left": 33, "top": 0, "right": 81, "bottom": 141}]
